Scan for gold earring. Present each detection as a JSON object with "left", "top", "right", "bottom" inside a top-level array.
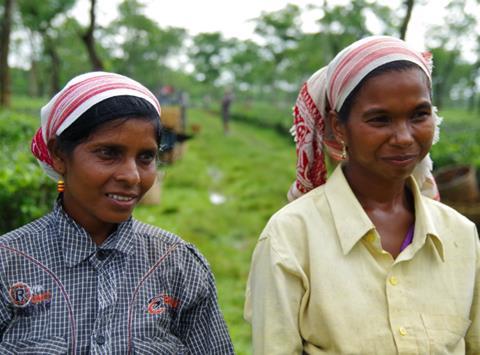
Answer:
[
  {"left": 341, "top": 141, "right": 347, "bottom": 160},
  {"left": 57, "top": 180, "right": 65, "bottom": 193}
]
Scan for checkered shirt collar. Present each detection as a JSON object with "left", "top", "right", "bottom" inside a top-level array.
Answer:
[{"left": 53, "top": 200, "right": 137, "bottom": 267}]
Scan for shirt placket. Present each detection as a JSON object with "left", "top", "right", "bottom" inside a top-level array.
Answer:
[
  {"left": 89, "top": 250, "right": 117, "bottom": 355},
  {"left": 386, "top": 262, "right": 429, "bottom": 354}
]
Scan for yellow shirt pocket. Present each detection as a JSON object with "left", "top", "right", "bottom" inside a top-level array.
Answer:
[{"left": 421, "top": 313, "right": 472, "bottom": 354}]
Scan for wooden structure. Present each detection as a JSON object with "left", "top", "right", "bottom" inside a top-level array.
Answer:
[{"left": 435, "top": 165, "right": 480, "bottom": 226}]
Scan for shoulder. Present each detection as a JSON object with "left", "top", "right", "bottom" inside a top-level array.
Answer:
[
  {"left": 257, "top": 186, "right": 330, "bottom": 262},
  {"left": 131, "top": 220, "right": 212, "bottom": 274},
  {"left": 421, "top": 197, "right": 479, "bottom": 253},
  {"left": 264, "top": 185, "right": 329, "bottom": 238},
  {"left": 0, "top": 213, "right": 55, "bottom": 248},
  {"left": 423, "top": 197, "right": 476, "bottom": 232}
]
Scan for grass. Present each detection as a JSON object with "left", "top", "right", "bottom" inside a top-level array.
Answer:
[
  {"left": 133, "top": 108, "right": 296, "bottom": 353},
  {"left": 4, "top": 95, "right": 478, "bottom": 352}
]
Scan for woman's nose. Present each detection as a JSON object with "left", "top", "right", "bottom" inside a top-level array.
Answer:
[
  {"left": 115, "top": 158, "right": 141, "bottom": 185},
  {"left": 391, "top": 120, "right": 414, "bottom": 146}
]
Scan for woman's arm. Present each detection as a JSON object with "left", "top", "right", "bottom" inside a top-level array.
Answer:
[
  {"left": 178, "top": 268, "right": 234, "bottom": 354},
  {"left": 245, "top": 233, "right": 305, "bottom": 355},
  {"left": 466, "top": 227, "right": 480, "bottom": 353},
  {"left": 0, "top": 272, "right": 12, "bottom": 338}
]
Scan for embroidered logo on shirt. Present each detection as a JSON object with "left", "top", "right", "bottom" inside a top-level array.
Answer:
[
  {"left": 9, "top": 282, "right": 32, "bottom": 307},
  {"left": 147, "top": 294, "right": 180, "bottom": 315},
  {"left": 8, "top": 283, "right": 52, "bottom": 316}
]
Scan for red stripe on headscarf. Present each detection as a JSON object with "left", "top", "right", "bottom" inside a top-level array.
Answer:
[
  {"left": 336, "top": 47, "right": 430, "bottom": 102},
  {"left": 31, "top": 128, "right": 53, "bottom": 166}
]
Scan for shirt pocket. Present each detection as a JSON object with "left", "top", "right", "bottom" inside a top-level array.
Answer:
[
  {"left": 421, "top": 313, "right": 472, "bottom": 353},
  {"left": 133, "top": 334, "right": 189, "bottom": 354},
  {"left": 0, "top": 335, "right": 68, "bottom": 354}
]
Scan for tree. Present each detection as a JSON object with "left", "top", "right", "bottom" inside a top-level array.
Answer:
[
  {"left": 399, "top": 0, "right": 415, "bottom": 40},
  {"left": 80, "top": 0, "right": 104, "bottom": 70},
  {"left": 104, "top": 0, "right": 186, "bottom": 89},
  {"left": 17, "top": 0, "right": 76, "bottom": 95},
  {"left": 252, "top": 4, "right": 303, "bottom": 92},
  {"left": 0, "top": 0, "right": 14, "bottom": 107},
  {"left": 427, "top": 0, "right": 478, "bottom": 109},
  {"left": 189, "top": 32, "right": 230, "bottom": 85}
]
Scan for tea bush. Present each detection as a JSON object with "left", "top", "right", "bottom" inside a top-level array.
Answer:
[
  {"left": 0, "top": 110, "right": 56, "bottom": 234},
  {"left": 430, "top": 109, "right": 480, "bottom": 170}
]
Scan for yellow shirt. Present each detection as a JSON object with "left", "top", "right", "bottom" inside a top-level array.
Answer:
[{"left": 245, "top": 165, "right": 480, "bottom": 355}]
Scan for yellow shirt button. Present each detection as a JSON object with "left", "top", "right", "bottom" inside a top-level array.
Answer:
[
  {"left": 366, "top": 234, "right": 375, "bottom": 243},
  {"left": 399, "top": 327, "right": 408, "bottom": 336},
  {"left": 389, "top": 276, "right": 398, "bottom": 286}
]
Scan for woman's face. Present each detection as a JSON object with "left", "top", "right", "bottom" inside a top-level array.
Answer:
[
  {"left": 57, "top": 118, "right": 158, "bottom": 241},
  {"left": 336, "top": 68, "right": 435, "bottom": 184}
]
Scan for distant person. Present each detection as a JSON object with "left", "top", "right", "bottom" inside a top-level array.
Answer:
[
  {"left": 179, "top": 90, "right": 189, "bottom": 132},
  {"left": 245, "top": 36, "right": 479, "bottom": 354},
  {"left": 0, "top": 72, "right": 234, "bottom": 354},
  {"left": 221, "top": 90, "right": 234, "bottom": 134}
]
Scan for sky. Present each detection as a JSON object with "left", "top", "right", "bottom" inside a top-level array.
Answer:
[{"left": 79, "top": 0, "right": 451, "bottom": 51}]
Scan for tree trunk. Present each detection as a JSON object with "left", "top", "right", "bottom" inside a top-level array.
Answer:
[
  {"left": 28, "top": 32, "right": 39, "bottom": 97},
  {"left": 467, "top": 62, "right": 479, "bottom": 112},
  {"left": 0, "top": 0, "right": 14, "bottom": 107},
  {"left": 28, "top": 59, "right": 38, "bottom": 97},
  {"left": 81, "top": 0, "right": 104, "bottom": 70},
  {"left": 43, "top": 34, "right": 61, "bottom": 95},
  {"left": 433, "top": 52, "right": 457, "bottom": 109},
  {"left": 399, "top": 0, "right": 415, "bottom": 40}
]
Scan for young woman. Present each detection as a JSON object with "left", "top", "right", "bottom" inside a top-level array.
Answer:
[
  {"left": 0, "top": 72, "right": 234, "bottom": 354},
  {"left": 245, "top": 36, "right": 479, "bottom": 354}
]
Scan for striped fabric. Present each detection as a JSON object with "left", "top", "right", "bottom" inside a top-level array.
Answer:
[
  {"left": 31, "top": 72, "right": 161, "bottom": 181},
  {"left": 288, "top": 35, "right": 441, "bottom": 202},
  {"left": 0, "top": 201, "right": 234, "bottom": 354}
]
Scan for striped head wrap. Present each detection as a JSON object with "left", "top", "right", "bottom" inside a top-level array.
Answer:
[
  {"left": 31, "top": 71, "right": 161, "bottom": 181},
  {"left": 288, "top": 36, "right": 442, "bottom": 202}
]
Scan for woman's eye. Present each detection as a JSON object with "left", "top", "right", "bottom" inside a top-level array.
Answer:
[
  {"left": 139, "top": 151, "right": 156, "bottom": 164},
  {"left": 367, "top": 116, "right": 390, "bottom": 125},
  {"left": 412, "top": 111, "right": 431, "bottom": 122},
  {"left": 96, "top": 147, "right": 119, "bottom": 159}
]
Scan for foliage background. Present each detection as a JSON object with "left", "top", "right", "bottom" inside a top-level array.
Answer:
[{"left": 1, "top": 0, "right": 480, "bottom": 353}]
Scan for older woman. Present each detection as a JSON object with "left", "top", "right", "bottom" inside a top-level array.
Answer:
[
  {"left": 245, "top": 36, "right": 479, "bottom": 354},
  {"left": 0, "top": 72, "right": 234, "bottom": 354}
]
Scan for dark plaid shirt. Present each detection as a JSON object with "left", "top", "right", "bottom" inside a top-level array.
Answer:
[{"left": 0, "top": 202, "right": 234, "bottom": 354}]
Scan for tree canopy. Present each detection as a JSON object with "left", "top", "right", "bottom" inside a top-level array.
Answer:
[{"left": 1, "top": 0, "right": 479, "bottom": 110}]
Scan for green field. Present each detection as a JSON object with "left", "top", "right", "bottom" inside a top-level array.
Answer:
[
  {"left": 2, "top": 98, "right": 479, "bottom": 353},
  {"left": 134, "top": 108, "right": 296, "bottom": 353}
]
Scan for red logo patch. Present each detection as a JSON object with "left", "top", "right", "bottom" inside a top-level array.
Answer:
[
  {"left": 147, "top": 294, "right": 180, "bottom": 315},
  {"left": 31, "top": 290, "right": 52, "bottom": 304},
  {"left": 9, "top": 282, "right": 32, "bottom": 307}
]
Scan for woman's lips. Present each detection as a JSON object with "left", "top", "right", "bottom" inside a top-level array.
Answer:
[
  {"left": 382, "top": 155, "right": 417, "bottom": 167},
  {"left": 106, "top": 193, "right": 138, "bottom": 209}
]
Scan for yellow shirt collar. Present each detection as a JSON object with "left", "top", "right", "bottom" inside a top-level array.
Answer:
[{"left": 324, "top": 165, "right": 445, "bottom": 260}]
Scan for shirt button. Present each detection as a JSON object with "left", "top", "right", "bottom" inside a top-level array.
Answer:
[
  {"left": 389, "top": 276, "right": 398, "bottom": 286},
  {"left": 366, "top": 234, "right": 375, "bottom": 243},
  {"left": 399, "top": 327, "right": 408, "bottom": 336},
  {"left": 96, "top": 250, "right": 109, "bottom": 261},
  {"left": 96, "top": 334, "right": 106, "bottom": 345}
]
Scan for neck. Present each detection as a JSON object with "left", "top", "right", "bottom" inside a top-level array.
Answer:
[
  {"left": 89, "top": 227, "right": 114, "bottom": 246},
  {"left": 342, "top": 164, "right": 411, "bottom": 212}
]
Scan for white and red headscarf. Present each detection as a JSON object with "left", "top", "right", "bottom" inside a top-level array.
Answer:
[
  {"left": 31, "top": 72, "right": 161, "bottom": 181},
  {"left": 288, "top": 36, "right": 442, "bottom": 202}
]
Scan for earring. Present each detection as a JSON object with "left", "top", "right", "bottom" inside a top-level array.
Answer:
[
  {"left": 341, "top": 141, "right": 347, "bottom": 160},
  {"left": 57, "top": 180, "right": 65, "bottom": 193}
]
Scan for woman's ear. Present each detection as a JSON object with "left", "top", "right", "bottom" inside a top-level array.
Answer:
[
  {"left": 47, "top": 138, "right": 66, "bottom": 176},
  {"left": 328, "top": 110, "right": 346, "bottom": 144}
]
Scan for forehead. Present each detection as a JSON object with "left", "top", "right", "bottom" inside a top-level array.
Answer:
[
  {"left": 354, "top": 68, "right": 431, "bottom": 106},
  {"left": 86, "top": 118, "right": 158, "bottom": 145}
]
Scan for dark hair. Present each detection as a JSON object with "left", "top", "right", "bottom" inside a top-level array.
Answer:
[
  {"left": 56, "top": 95, "right": 162, "bottom": 154},
  {"left": 337, "top": 60, "right": 431, "bottom": 123}
]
